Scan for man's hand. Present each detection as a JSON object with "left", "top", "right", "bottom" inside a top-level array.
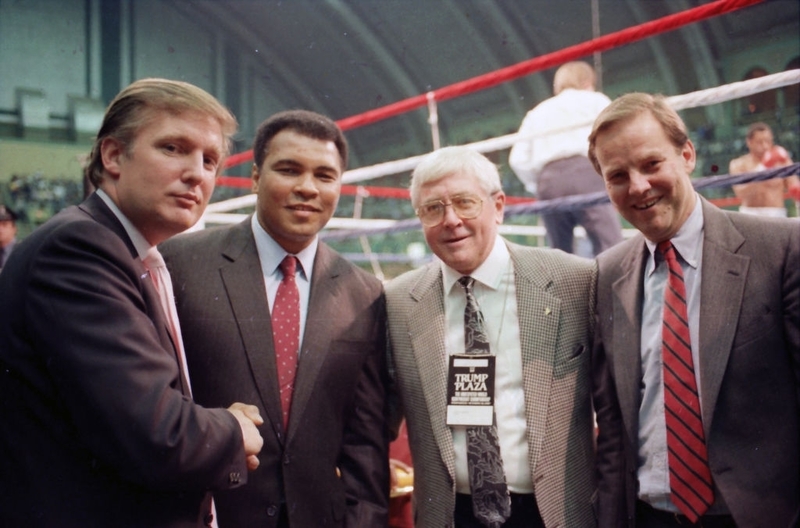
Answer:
[{"left": 227, "top": 403, "right": 264, "bottom": 471}]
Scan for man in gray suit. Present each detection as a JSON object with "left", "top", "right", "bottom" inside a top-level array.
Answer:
[
  {"left": 386, "top": 146, "right": 605, "bottom": 527},
  {"left": 161, "top": 110, "right": 389, "bottom": 527},
  {"left": 588, "top": 93, "right": 800, "bottom": 527}
]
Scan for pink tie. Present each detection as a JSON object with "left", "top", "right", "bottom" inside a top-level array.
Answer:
[
  {"left": 272, "top": 256, "right": 300, "bottom": 430},
  {"left": 143, "top": 248, "right": 192, "bottom": 396},
  {"left": 658, "top": 241, "right": 713, "bottom": 521}
]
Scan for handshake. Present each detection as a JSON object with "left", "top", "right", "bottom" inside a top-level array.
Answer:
[{"left": 228, "top": 403, "right": 265, "bottom": 470}]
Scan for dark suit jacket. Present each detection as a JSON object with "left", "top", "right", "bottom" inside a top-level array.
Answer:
[
  {"left": 386, "top": 241, "right": 599, "bottom": 527},
  {"left": 593, "top": 198, "right": 800, "bottom": 527},
  {"left": 0, "top": 193, "right": 248, "bottom": 528},
  {"left": 161, "top": 217, "right": 390, "bottom": 528}
]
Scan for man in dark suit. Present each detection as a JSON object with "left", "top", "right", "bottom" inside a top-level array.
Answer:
[
  {"left": 161, "top": 110, "right": 389, "bottom": 527},
  {"left": 386, "top": 146, "right": 602, "bottom": 527},
  {"left": 0, "top": 78, "right": 264, "bottom": 527},
  {"left": 588, "top": 92, "right": 800, "bottom": 527}
]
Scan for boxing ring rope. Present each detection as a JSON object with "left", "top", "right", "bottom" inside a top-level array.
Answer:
[
  {"left": 318, "top": 163, "right": 800, "bottom": 243},
  {"left": 220, "top": 0, "right": 763, "bottom": 171},
  {"left": 201, "top": 0, "right": 797, "bottom": 268},
  {"left": 206, "top": 69, "right": 800, "bottom": 216}
]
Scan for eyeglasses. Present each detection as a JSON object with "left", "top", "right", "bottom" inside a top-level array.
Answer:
[{"left": 416, "top": 194, "right": 484, "bottom": 227}]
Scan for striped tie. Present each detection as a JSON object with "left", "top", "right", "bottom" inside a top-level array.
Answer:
[{"left": 658, "top": 241, "right": 713, "bottom": 522}]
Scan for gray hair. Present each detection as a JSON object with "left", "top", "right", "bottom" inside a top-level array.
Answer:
[{"left": 409, "top": 146, "right": 502, "bottom": 207}]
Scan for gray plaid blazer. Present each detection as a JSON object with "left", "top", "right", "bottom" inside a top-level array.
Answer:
[{"left": 386, "top": 239, "right": 598, "bottom": 527}]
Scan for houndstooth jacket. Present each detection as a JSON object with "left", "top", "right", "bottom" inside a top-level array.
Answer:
[{"left": 386, "top": 239, "right": 599, "bottom": 528}]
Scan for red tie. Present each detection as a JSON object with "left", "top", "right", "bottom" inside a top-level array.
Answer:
[
  {"left": 659, "top": 241, "right": 713, "bottom": 521},
  {"left": 272, "top": 256, "right": 300, "bottom": 430}
]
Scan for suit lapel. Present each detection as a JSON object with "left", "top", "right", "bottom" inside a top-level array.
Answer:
[
  {"left": 218, "top": 221, "right": 284, "bottom": 441},
  {"left": 288, "top": 244, "right": 343, "bottom": 441},
  {"left": 85, "top": 194, "right": 193, "bottom": 396},
  {"left": 408, "top": 264, "right": 457, "bottom": 480},
  {"left": 697, "top": 201, "right": 747, "bottom": 433},
  {"left": 508, "top": 245, "right": 561, "bottom": 471},
  {"left": 611, "top": 237, "right": 647, "bottom": 448}
]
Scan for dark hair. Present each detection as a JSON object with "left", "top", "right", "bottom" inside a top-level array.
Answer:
[
  {"left": 84, "top": 78, "right": 237, "bottom": 187},
  {"left": 588, "top": 92, "right": 688, "bottom": 174},
  {"left": 746, "top": 121, "right": 771, "bottom": 140},
  {"left": 252, "top": 110, "right": 347, "bottom": 170}
]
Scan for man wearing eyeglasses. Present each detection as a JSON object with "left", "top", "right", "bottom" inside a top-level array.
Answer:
[{"left": 386, "top": 146, "right": 609, "bottom": 527}]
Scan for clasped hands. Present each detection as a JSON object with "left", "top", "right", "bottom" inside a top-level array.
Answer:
[{"left": 227, "top": 403, "right": 265, "bottom": 471}]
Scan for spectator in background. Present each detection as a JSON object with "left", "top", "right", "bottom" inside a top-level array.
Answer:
[
  {"left": 0, "top": 204, "right": 18, "bottom": 271},
  {"left": 729, "top": 122, "right": 800, "bottom": 217},
  {"left": 741, "top": 66, "right": 777, "bottom": 117},
  {"left": 509, "top": 61, "right": 622, "bottom": 256}
]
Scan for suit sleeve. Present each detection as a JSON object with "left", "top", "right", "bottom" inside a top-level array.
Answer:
[
  {"left": 25, "top": 220, "right": 247, "bottom": 491},
  {"left": 591, "top": 262, "right": 628, "bottom": 528},
  {"left": 339, "top": 291, "right": 391, "bottom": 527},
  {"left": 783, "top": 221, "right": 800, "bottom": 409}
]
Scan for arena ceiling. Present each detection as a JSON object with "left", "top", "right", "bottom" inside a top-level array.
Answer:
[{"left": 171, "top": 0, "right": 799, "bottom": 169}]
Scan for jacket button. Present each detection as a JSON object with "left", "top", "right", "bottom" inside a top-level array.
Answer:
[
  {"left": 267, "top": 505, "right": 278, "bottom": 517},
  {"left": 283, "top": 454, "right": 290, "bottom": 465},
  {"left": 203, "top": 513, "right": 214, "bottom": 526}
]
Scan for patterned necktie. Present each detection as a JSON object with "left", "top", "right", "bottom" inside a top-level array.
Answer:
[
  {"left": 458, "top": 276, "right": 511, "bottom": 527},
  {"left": 143, "top": 247, "right": 192, "bottom": 396},
  {"left": 273, "top": 256, "right": 300, "bottom": 430},
  {"left": 658, "top": 241, "right": 713, "bottom": 522}
]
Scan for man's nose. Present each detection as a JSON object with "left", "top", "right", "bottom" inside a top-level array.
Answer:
[
  {"left": 628, "top": 171, "right": 651, "bottom": 194},
  {"left": 441, "top": 203, "right": 462, "bottom": 227}
]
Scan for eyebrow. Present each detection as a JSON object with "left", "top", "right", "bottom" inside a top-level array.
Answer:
[{"left": 271, "top": 158, "right": 341, "bottom": 175}]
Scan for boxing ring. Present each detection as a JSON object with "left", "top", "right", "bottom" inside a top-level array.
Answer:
[{"left": 202, "top": 0, "right": 800, "bottom": 277}]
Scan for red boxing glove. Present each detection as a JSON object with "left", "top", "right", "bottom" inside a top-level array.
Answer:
[
  {"left": 762, "top": 145, "right": 790, "bottom": 168},
  {"left": 787, "top": 183, "right": 800, "bottom": 201}
]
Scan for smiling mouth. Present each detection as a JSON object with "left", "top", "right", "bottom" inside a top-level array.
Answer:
[
  {"left": 174, "top": 193, "right": 200, "bottom": 205},
  {"left": 633, "top": 196, "right": 659, "bottom": 210},
  {"left": 444, "top": 234, "right": 469, "bottom": 244},
  {"left": 287, "top": 204, "right": 320, "bottom": 213}
]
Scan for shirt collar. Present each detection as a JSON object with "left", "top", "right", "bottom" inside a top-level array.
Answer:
[
  {"left": 442, "top": 235, "right": 510, "bottom": 294},
  {"left": 251, "top": 213, "right": 316, "bottom": 280},
  {"left": 644, "top": 193, "right": 704, "bottom": 274},
  {"left": 96, "top": 189, "right": 152, "bottom": 259}
]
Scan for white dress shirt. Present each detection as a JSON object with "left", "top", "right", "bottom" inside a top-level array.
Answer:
[
  {"left": 251, "top": 214, "right": 315, "bottom": 349},
  {"left": 509, "top": 88, "right": 610, "bottom": 193},
  {"left": 442, "top": 236, "right": 533, "bottom": 494},
  {"left": 637, "top": 195, "right": 716, "bottom": 512}
]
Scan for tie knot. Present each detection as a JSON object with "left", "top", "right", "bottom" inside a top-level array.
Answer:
[
  {"left": 657, "top": 240, "right": 677, "bottom": 262},
  {"left": 458, "top": 276, "right": 475, "bottom": 293},
  {"left": 143, "top": 247, "right": 166, "bottom": 270},
  {"left": 280, "top": 255, "right": 297, "bottom": 278}
]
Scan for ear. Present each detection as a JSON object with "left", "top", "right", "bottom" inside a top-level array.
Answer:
[
  {"left": 99, "top": 137, "right": 125, "bottom": 180},
  {"left": 493, "top": 191, "right": 506, "bottom": 224},
  {"left": 251, "top": 164, "right": 261, "bottom": 193},
  {"left": 682, "top": 139, "right": 697, "bottom": 173}
]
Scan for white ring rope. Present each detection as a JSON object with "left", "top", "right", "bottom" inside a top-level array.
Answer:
[{"left": 202, "top": 70, "right": 800, "bottom": 226}]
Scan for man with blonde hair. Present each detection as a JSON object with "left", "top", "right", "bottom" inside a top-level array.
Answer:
[
  {"left": 589, "top": 92, "right": 799, "bottom": 527},
  {"left": 0, "top": 78, "right": 264, "bottom": 527},
  {"left": 510, "top": 61, "right": 622, "bottom": 256}
]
